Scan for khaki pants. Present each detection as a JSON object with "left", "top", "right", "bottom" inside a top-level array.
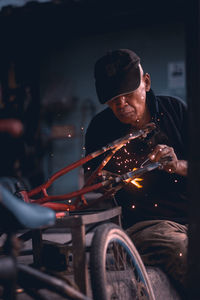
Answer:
[{"left": 126, "top": 220, "right": 188, "bottom": 295}]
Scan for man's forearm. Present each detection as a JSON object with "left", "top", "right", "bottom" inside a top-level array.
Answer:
[{"left": 175, "top": 160, "right": 188, "bottom": 176}]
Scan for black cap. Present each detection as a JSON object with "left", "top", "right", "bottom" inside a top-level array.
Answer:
[{"left": 94, "top": 49, "right": 141, "bottom": 104}]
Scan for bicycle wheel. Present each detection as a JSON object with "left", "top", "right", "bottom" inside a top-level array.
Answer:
[{"left": 90, "top": 223, "right": 155, "bottom": 300}]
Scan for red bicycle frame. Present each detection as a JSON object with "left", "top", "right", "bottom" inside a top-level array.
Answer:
[{"left": 20, "top": 123, "right": 155, "bottom": 212}]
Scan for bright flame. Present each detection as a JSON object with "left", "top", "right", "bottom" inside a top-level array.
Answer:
[
  {"left": 125, "top": 168, "right": 143, "bottom": 189},
  {"left": 130, "top": 177, "right": 143, "bottom": 188}
]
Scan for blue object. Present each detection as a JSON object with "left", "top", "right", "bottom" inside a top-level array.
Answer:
[{"left": 0, "top": 186, "right": 55, "bottom": 229}]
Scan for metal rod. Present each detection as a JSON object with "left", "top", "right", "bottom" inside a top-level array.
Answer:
[
  {"left": 28, "top": 123, "right": 155, "bottom": 199},
  {"left": 17, "top": 264, "right": 91, "bottom": 300}
]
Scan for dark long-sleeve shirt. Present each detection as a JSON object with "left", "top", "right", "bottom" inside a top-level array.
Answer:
[{"left": 84, "top": 89, "right": 188, "bottom": 228}]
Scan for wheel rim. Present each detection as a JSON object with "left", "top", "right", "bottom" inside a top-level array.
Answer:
[{"left": 104, "top": 238, "right": 151, "bottom": 300}]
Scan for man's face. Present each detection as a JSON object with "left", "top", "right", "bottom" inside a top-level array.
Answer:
[{"left": 107, "top": 72, "right": 151, "bottom": 127}]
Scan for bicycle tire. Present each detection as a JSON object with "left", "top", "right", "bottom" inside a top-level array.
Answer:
[{"left": 90, "top": 223, "right": 155, "bottom": 300}]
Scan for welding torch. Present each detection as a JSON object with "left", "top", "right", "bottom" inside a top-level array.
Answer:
[
  {"left": 100, "top": 156, "right": 173, "bottom": 188},
  {"left": 79, "top": 156, "right": 173, "bottom": 209}
]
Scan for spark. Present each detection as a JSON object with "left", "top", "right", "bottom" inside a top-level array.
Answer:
[
  {"left": 131, "top": 205, "right": 136, "bottom": 209},
  {"left": 130, "top": 178, "right": 143, "bottom": 188},
  {"left": 16, "top": 288, "right": 24, "bottom": 293},
  {"left": 154, "top": 203, "right": 158, "bottom": 207},
  {"left": 179, "top": 252, "right": 183, "bottom": 257}
]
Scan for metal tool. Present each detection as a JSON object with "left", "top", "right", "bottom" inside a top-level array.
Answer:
[{"left": 103, "top": 156, "right": 173, "bottom": 186}]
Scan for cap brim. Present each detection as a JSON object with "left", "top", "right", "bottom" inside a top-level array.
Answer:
[{"left": 96, "top": 64, "right": 141, "bottom": 104}]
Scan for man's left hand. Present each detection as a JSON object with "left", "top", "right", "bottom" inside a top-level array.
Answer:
[{"left": 148, "top": 144, "right": 187, "bottom": 176}]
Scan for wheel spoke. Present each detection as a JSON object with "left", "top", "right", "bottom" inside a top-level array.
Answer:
[{"left": 90, "top": 223, "right": 155, "bottom": 300}]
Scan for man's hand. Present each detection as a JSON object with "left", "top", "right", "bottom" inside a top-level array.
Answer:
[{"left": 148, "top": 144, "right": 187, "bottom": 176}]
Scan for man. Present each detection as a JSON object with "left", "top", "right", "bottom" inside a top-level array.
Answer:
[{"left": 84, "top": 49, "right": 188, "bottom": 296}]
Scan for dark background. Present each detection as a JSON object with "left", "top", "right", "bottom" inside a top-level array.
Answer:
[
  {"left": 0, "top": 0, "right": 187, "bottom": 193},
  {"left": 1, "top": 1, "right": 200, "bottom": 298}
]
